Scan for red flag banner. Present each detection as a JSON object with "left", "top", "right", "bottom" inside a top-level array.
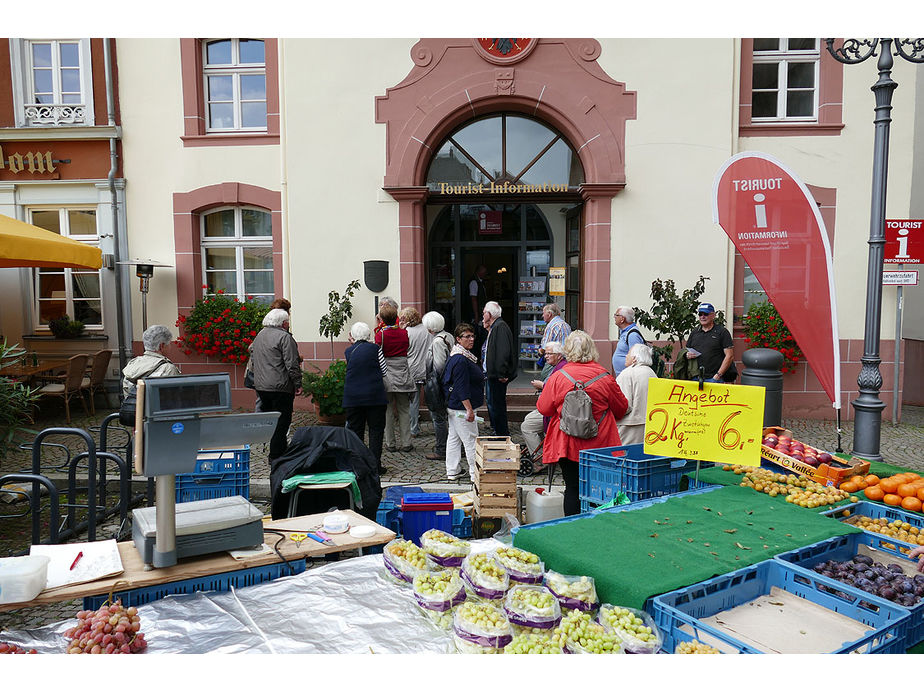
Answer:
[{"left": 712, "top": 152, "right": 840, "bottom": 409}]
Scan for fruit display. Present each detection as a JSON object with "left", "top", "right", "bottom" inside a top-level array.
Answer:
[
  {"left": 0, "top": 642, "right": 37, "bottom": 654},
  {"left": 760, "top": 427, "right": 869, "bottom": 485},
  {"left": 552, "top": 610, "right": 623, "bottom": 654},
  {"left": 413, "top": 569, "right": 467, "bottom": 629},
  {"left": 452, "top": 600, "right": 514, "bottom": 653},
  {"left": 383, "top": 538, "right": 429, "bottom": 584},
  {"left": 420, "top": 529, "right": 471, "bottom": 568},
  {"left": 597, "top": 604, "right": 662, "bottom": 653},
  {"left": 460, "top": 552, "right": 509, "bottom": 601},
  {"left": 849, "top": 472, "right": 924, "bottom": 513},
  {"left": 492, "top": 546, "right": 544, "bottom": 584},
  {"left": 503, "top": 631, "right": 564, "bottom": 654},
  {"left": 503, "top": 584, "right": 561, "bottom": 630},
  {"left": 64, "top": 601, "right": 146, "bottom": 654},
  {"left": 811, "top": 554, "right": 924, "bottom": 607},
  {"left": 544, "top": 571, "right": 600, "bottom": 613},
  {"left": 761, "top": 432, "right": 833, "bottom": 467},
  {"left": 676, "top": 639, "right": 721, "bottom": 654},
  {"left": 839, "top": 513, "right": 924, "bottom": 549},
  {"left": 723, "top": 465, "right": 851, "bottom": 508}
]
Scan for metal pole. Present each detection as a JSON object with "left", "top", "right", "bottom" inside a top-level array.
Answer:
[{"left": 892, "top": 276, "right": 903, "bottom": 425}]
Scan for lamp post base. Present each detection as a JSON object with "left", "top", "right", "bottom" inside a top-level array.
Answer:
[{"left": 851, "top": 392, "right": 885, "bottom": 463}]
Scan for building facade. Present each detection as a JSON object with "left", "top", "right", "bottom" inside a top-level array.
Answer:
[{"left": 2, "top": 38, "right": 922, "bottom": 419}]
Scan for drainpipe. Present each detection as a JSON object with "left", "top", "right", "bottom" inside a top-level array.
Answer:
[{"left": 104, "top": 38, "right": 129, "bottom": 373}]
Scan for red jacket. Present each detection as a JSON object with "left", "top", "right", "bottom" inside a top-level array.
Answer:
[
  {"left": 536, "top": 360, "right": 629, "bottom": 464},
  {"left": 375, "top": 325, "right": 409, "bottom": 357}
]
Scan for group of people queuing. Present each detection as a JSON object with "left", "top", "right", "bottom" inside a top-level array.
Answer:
[{"left": 122, "top": 288, "right": 736, "bottom": 520}]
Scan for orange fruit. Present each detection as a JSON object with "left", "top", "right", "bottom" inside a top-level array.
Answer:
[
  {"left": 907, "top": 473, "right": 922, "bottom": 480},
  {"left": 898, "top": 483, "right": 920, "bottom": 498},
  {"left": 865, "top": 475, "right": 881, "bottom": 486},
  {"left": 850, "top": 475, "right": 866, "bottom": 484},
  {"left": 916, "top": 487, "right": 924, "bottom": 503},
  {"left": 864, "top": 486, "right": 885, "bottom": 502},
  {"left": 880, "top": 479, "right": 900, "bottom": 494},
  {"left": 841, "top": 481, "right": 859, "bottom": 493},
  {"left": 884, "top": 494, "right": 902, "bottom": 507},
  {"left": 902, "top": 497, "right": 923, "bottom": 513}
]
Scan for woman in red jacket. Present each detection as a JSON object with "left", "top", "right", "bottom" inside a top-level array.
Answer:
[{"left": 537, "top": 330, "right": 629, "bottom": 515}]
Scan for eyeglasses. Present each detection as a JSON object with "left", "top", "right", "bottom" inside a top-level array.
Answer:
[
  {"left": 697, "top": 312, "right": 711, "bottom": 317},
  {"left": 460, "top": 334, "right": 475, "bottom": 339}
]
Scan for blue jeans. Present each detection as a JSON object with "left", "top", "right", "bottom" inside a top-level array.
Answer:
[{"left": 485, "top": 377, "right": 509, "bottom": 436}]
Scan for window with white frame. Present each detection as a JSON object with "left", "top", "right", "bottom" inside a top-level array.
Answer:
[
  {"left": 10, "top": 39, "right": 95, "bottom": 126},
  {"left": 30, "top": 208, "right": 103, "bottom": 328},
  {"left": 751, "top": 38, "right": 819, "bottom": 121},
  {"left": 203, "top": 39, "right": 267, "bottom": 131},
  {"left": 201, "top": 207, "right": 274, "bottom": 303}
]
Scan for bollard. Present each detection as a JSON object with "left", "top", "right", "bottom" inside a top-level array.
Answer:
[{"left": 741, "top": 348, "right": 784, "bottom": 427}]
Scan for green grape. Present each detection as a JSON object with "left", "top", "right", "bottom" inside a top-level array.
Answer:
[
  {"left": 598, "top": 605, "right": 658, "bottom": 644},
  {"left": 507, "top": 585, "right": 558, "bottom": 615},
  {"left": 455, "top": 601, "right": 511, "bottom": 635},
  {"left": 421, "top": 529, "right": 471, "bottom": 558},
  {"left": 504, "top": 632, "right": 564, "bottom": 654},
  {"left": 545, "top": 571, "right": 597, "bottom": 604},
  {"left": 676, "top": 639, "right": 721, "bottom": 654},
  {"left": 552, "top": 611, "right": 623, "bottom": 654},
  {"left": 463, "top": 553, "right": 508, "bottom": 589}
]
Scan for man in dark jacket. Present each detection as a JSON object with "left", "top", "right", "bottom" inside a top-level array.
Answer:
[
  {"left": 482, "top": 300, "right": 517, "bottom": 436},
  {"left": 250, "top": 308, "right": 302, "bottom": 461}
]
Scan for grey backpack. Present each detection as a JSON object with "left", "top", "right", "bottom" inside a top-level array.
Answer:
[{"left": 558, "top": 369, "right": 610, "bottom": 439}]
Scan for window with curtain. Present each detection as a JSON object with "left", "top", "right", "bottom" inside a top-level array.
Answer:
[
  {"left": 202, "top": 39, "right": 267, "bottom": 131},
  {"left": 751, "top": 38, "right": 820, "bottom": 121},
  {"left": 30, "top": 208, "right": 102, "bottom": 328},
  {"left": 201, "top": 207, "right": 273, "bottom": 303}
]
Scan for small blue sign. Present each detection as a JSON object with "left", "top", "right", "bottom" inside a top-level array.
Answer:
[{"left": 171, "top": 422, "right": 185, "bottom": 435}]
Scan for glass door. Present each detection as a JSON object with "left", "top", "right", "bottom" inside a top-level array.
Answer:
[{"left": 565, "top": 205, "right": 582, "bottom": 329}]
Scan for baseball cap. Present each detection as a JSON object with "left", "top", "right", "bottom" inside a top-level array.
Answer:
[{"left": 697, "top": 302, "right": 715, "bottom": 314}]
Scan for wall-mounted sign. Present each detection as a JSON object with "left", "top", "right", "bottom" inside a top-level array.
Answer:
[
  {"left": 437, "top": 181, "right": 570, "bottom": 195},
  {"left": 0, "top": 145, "right": 64, "bottom": 174},
  {"left": 548, "top": 267, "right": 565, "bottom": 296},
  {"left": 884, "top": 219, "right": 923, "bottom": 264},
  {"left": 479, "top": 210, "right": 502, "bottom": 235},
  {"left": 883, "top": 270, "right": 919, "bottom": 286},
  {"left": 643, "top": 379, "right": 765, "bottom": 466},
  {"left": 473, "top": 38, "right": 537, "bottom": 65}
]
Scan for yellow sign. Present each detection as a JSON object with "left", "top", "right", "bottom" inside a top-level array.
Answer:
[
  {"left": 548, "top": 267, "right": 565, "bottom": 296},
  {"left": 643, "top": 379, "right": 765, "bottom": 466},
  {"left": 0, "top": 146, "right": 57, "bottom": 174}
]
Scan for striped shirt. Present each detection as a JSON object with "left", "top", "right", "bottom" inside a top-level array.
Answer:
[{"left": 541, "top": 315, "right": 572, "bottom": 349}]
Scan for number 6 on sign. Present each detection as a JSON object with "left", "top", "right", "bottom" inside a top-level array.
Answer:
[{"left": 643, "top": 379, "right": 765, "bottom": 466}]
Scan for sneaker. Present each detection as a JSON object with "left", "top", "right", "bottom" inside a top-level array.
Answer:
[
  {"left": 385, "top": 445, "right": 398, "bottom": 453},
  {"left": 425, "top": 452, "right": 443, "bottom": 460},
  {"left": 400, "top": 445, "right": 414, "bottom": 452},
  {"left": 447, "top": 473, "right": 462, "bottom": 482}
]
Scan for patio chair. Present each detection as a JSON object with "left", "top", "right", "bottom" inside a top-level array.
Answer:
[
  {"left": 80, "top": 349, "right": 112, "bottom": 414},
  {"left": 37, "top": 353, "right": 89, "bottom": 425}
]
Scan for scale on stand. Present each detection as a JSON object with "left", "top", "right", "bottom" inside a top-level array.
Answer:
[{"left": 130, "top": 373, "right": 280, "bottom": 569}]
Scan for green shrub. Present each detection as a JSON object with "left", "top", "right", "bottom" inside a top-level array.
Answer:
[{"left": 302, "top": 360, "right": 347, "bottom": 417}]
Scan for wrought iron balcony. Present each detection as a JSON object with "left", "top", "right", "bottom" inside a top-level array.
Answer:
[{"left": 23, "top": 103, "right": 87, "bottom": 126}]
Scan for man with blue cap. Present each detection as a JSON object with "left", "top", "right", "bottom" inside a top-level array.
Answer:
[{"left": 684, "top": 302, "right": 736, "bottom": 383}]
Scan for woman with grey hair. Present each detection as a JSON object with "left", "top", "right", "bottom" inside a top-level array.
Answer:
[
  {"left": 615, "top": 342, "right": 658, "bottom": 446},
  {"left": 400, "top": 307, "right": 431, "bottom": 438},
  {"left": 343, "top": 321, "right": 388, "bottom": 473},
  {"left": 520, "top": 341, "right": 567, "bottom": 463},
  {"left": 538, "top": 330, "right": 628, "bottom": 515},
  {"left": 422, "top": 311, "right": 453, "bottom": 460},
  {"left": 250, "top": 308, "right": 302, "bottom": 461},
  {"left": 121, "top": 325, "right": 181, "bottom": 399}
]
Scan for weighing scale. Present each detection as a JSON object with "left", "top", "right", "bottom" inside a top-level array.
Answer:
[{"left": 131, "top": 373, "right": 280, "bottom": 569}]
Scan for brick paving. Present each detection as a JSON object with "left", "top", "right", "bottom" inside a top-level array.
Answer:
[{"left": 1, "top": 396, "right": 921, "bottom": 634}]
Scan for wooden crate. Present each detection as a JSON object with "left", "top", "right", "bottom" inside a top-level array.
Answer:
[
  {"left": 475, "top": 436, "right": 520, "bottom": 471},
  {"left": 473, "top": 469, "right": 517, "bottom": 495},
  {"left": 474, "top": 493, "right": 518, "bottom": 518}
]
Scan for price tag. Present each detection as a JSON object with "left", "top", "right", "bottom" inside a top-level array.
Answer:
[{"left": 643, "top": 379, "right": 765, "bottom": 466}]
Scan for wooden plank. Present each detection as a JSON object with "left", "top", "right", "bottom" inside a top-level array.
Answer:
[
  {"left": 474, "top": 476, "right": 517, "bottom": 496},
  {"left": 475, "top": 470, "right": 517, "bottom": 484},
  {"left": 474, "top": 495, "right": 518, "bottom": 513}
]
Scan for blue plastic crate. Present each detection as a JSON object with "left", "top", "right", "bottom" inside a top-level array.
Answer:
[
  {"left": 650, "top": 559, "right": 911, "bottom": 654},
  {"left": 452, "top": 506, "right": 473, "bottom": 538},
  {"left": 383, "top": 485, "right": 424, "bottom": 505},
  {"left": 578, "top": 444, "right": 714, "bottom": 507},
  {"left": 580, "top": 482, "right": 721, "bottom": 513},
  {"left": 775, "top": 532, "right": 924, "bottom": 647},
  {"left": 401, "top": 493, "right": 453, "bottom": 545},
  {"left": 821, "top": 500, "right": 924, "bottom": 533},
  {"left": 82, "top": 559, "right": 306, "bottom": 610},
  {"left": 175, "top": 447, "right": 250, "bottom": 503},
  {"left": 376, "top": 500, "right": 403, "bottom": 536}
]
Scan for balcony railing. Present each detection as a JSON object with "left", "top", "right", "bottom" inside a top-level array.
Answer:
[{"left": 23, "top": 103, "right": 87, "bottom": 126}]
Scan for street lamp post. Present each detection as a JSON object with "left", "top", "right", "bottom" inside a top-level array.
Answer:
[{"left": 824, "top": 38, "right": 924, "bottom": 462}]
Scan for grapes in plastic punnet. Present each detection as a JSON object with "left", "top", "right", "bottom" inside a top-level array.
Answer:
[
  {"left": 597, "top": 604, "right": 662, "bottom": 653},
  {"left": 460, "top": 552, "right": 509, "bottom": 601},
  {"left": 503, "top": 584, "right": 561, "bottom": 630},
  {"left": 492, "top": 546, "right": 544, "bottom": 584},
  {"left": 553, "top": 610, "right": 624, "bottom": 654},
  {"left": 544, "top": 570, "right": 600, "bottom": 613},
  {"left": 413, "top": 569, "right": 467, "bottom": 629},
  {"left": 503, "top": 631, "right": 565, "bottom": 654},
  {"left": 420, "top": 529, "right": 471, "bottom": 567},
  {"left": 452, "top": 600, "right": 514, "bottom": 653},
  {"left": 382, "top": 538, "right": 429, "bottom": 584}
]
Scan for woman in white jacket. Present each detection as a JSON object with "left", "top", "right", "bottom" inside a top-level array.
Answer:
[
  {"left": 614, "top": 343, "right": 658, "bottom": 446},
  {"left": 121, "top": 325, "right": 181, "bottom": 399}
]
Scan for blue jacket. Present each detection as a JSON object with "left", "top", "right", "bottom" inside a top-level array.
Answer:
[
  {"left": 443, "top": 353, "right": 485, "bottom": 411},
  {"left": 342, "top": 340, "right": 387, "bottom": 408}
]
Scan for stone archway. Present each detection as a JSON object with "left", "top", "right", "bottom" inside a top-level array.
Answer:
[{"left": 375, "top": 38, "right": 636, "bottom": 342}]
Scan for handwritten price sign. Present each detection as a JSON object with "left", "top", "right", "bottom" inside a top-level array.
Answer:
[{"left": 643, "top": 380, "right": 765, "bottom": 466}]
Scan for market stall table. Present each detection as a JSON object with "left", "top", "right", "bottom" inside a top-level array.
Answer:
[{"left": 0, "top": 509, "right": 394, "bottom": 612}]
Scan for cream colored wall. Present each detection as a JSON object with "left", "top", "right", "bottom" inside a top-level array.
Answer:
[
  {"left": 280, "top": 39, "right": 413, "bottom": 342},
  {"left": 903, "top": 65, "right": 924, "bottom": 342},
  {"left": 116, "top": 39, "right": 280, "bottom": 338}
]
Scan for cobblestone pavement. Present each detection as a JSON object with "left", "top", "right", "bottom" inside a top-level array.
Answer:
[{"left": 1, "top": 398, "right": 921, "bottom": 634}]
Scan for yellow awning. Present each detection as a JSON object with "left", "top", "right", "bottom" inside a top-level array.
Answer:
[{"left": 0, "top": 213, "right": 102, "bottom": 270}]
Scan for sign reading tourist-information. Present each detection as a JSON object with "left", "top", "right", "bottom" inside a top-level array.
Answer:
[
  {"left": 884, "top": 219, "right": 923, "bottom": 264},
  {"left": 643, "top": 379, "right": 765, "bottom": 466}
]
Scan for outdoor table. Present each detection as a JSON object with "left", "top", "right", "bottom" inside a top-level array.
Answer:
[
  {"left": 0, "top": 508, "right": 394, "bottom": 612},
  {"left": 0, "top": 359, "right": 69, "bottom": 384}
]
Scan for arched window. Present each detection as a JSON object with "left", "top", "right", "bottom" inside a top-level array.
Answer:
[{"left": 426, "top": 114, "right": 584, "bottom": 191}]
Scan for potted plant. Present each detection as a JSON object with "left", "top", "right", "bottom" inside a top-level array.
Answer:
[
  {"left": 318, "top": 279, "right": 361, "bottom": 359},
  {"left": 302, "top": 359, "right": 347, "bottom": 425},
  {"left": 0, "top": 340, "right": 41, "bottom": 454},
  {"left": 175, "top": 289, "right": 270, "bottom": 365},
  {"left": 47, "top": 314, "right": 86, "bottom": 339}
]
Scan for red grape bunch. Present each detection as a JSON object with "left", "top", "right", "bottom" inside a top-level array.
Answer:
[
  {"left": 0, "top": 642, "right": 37, "bottom": 654},
  {"left": 64, "top": 600, "right": 147, "bottom": 654}
]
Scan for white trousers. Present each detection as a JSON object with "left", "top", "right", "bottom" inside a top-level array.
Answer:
[
  {"left": 520, "top": 409, "right": 544, "bottom": 455},
  {"left": 446, "top": 409, "right": 479, "bottom": 478}
]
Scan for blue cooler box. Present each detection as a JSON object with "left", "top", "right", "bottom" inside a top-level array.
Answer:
[{"left": 401, "top": 493, "right": 454, "bottom": 545}]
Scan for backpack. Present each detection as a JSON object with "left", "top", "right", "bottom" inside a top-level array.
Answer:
[
  {"left": 625, "top": 328, "right": 666, "bottom": 378},
  {"left": 118, "top": 357, "right": 169, "bottom": 426},
  {"left": 424, "top": 333, "right": 453, "bottom": 414},
  {"left": 558, "top": 369, "right": 610, "bottom": 439}
]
